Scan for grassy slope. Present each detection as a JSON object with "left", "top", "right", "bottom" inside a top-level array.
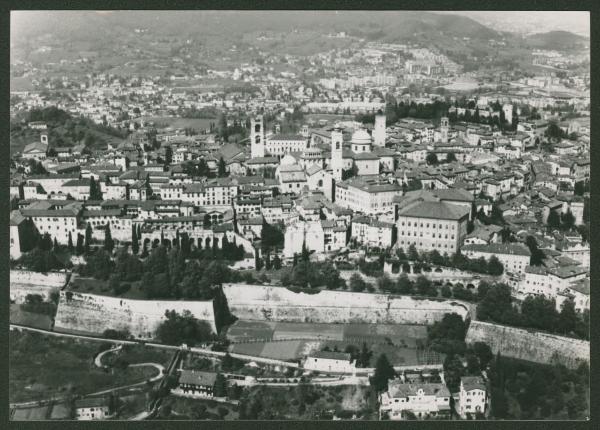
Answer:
[{"left": 9, "top": 330, "right": 156, "bottom": 403}]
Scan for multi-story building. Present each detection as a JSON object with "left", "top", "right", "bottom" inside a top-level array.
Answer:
[
  {"left": 283, "top": 220, "right": 347, "bottom": 258},
  {"left": 351, "top": 216, "right": 395, "bottom": 249},
  {"left": 395, "top": 199, "right": 469, "bottom": 254},
  {"left": 461, "top": 243, "right": 531, "bottom": 275},
  {"left": 458, "top": 376, "right": 487, "bottom": 419},
  {"left": 379, "top": 379, "right": 451, "bottom": 420},
  {"left": 20, "top": 200, "right": 82, "bottom": 245},
  {"left": 335, "top": 177, "right": 402, "bottom": 217},
  {"left": 265, "top": 134, "right": 309, "bottom": 158}
]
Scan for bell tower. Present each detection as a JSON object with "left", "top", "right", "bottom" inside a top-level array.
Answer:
[
  {"left": 251, "top": 115, "right": 265, "bottom": 158},
  {"left": 331, "top": 127, "right": 344, "bottom": 181}
]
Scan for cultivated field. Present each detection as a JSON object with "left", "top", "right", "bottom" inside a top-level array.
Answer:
[{"left": 225, "top": 320, "right": 439, "bottom": 366}]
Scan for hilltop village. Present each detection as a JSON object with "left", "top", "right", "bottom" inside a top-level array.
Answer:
[{"left": 10, "top": 32, "right": 589, "bottom": 421}]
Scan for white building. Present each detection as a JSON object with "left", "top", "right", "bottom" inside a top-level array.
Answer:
[
  {"left": 74, "top": 397, "right": 111, "bottom": 421},
  {"left": 265, "top": 134, "right": 308, "bottom": 158},
  {"left": 458, "top": 376, "right": 487, "bottom": 419},
  {"left": 461, "top": 243, "right": 531, "bottom": 275},
  {"left": 284, "top": 220, "right": 347, "bottom": 258},
  {"left": 351, "top": 215, "right": 395, "bottom": 249},
  {"left": 20, "top": 201, "right": 81, "bottom": 245},
  {"left": 304, "top": 351, "right": 355, "bottom": 373},
  {"left": 335, "top": 177, "right": 402, "bottom": 218},
  {"left": 379, "top": 380, "right": 451, "bottom": 420}
]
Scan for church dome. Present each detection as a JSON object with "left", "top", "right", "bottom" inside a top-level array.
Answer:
[{"left": 351, "top": 128, "right": 372, "bottom": 145}]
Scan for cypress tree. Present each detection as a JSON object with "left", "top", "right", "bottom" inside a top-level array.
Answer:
[
  {"left": 76, "top": 233, "right": 84, "bottom": 255},
  {"left": 104, "top": 224, "right": 114, "bottom": 252},
  {"left": 84, "top": 223, "right": 92, "bottom": 254},
  {"left": 132, "top": 225, "right": 139, "bottom": 254},
  {"left": 67, "top": 231, "right": 74, "bottom": 253}
]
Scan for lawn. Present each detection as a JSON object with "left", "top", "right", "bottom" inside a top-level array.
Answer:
[
  {"left": 101, "top": 344, "right": 175, "bottom": 368},
  {"left": 9, "top": 331, "right": 157, "bottom": 403},
  {"left": 10, "top": 304, "right": 53, "bottom": 330},
  {"left": 225, "top": 320, "right": 275, "bottom": 342}
]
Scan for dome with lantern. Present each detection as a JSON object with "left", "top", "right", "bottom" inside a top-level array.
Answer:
[{"left": 351, "top": 127, "right": 372, "bottom": 153}]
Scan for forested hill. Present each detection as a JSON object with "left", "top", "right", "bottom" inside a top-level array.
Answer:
[{"left": 10, "top": 107, "right": 127, "bottom": 155}]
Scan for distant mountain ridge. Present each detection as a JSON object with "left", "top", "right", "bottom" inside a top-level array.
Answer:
[
  {"left": 11, "top": 10, "right": 500, "bottom": 47},
  {"left": 525, "top": 30, "right": 588, "bottom": 50}
]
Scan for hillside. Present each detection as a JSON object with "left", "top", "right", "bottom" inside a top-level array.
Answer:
[
  {"left": 525, "top": 30, "right": 588, "bottom": 50},
  {"left": 11, "top": 11, "right": 500, "bottom": 59},
  {"left": 10, "top": 107, "right": 127, "bottom": 156}
]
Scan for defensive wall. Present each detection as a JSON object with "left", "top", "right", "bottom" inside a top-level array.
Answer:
[
  {"left": 222, "top": 283, "right": 471, "bottom": 324},
  {"left": 465, "top": 320, "right": 589, "bottom": 369},
  {"left": 53, "top": 291, "right": 217, "bottom": 339},
  {"left": 10, "top": 270, "right": 70, "bottom": 303}
]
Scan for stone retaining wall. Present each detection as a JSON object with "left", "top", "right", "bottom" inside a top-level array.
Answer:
[
  {"left": 465, "top": 320, "right": 589, "bottom": 368},
  {"left": 54, "top": 291, "right": 216, "bottom": 339},
  {"left": 222, "top": 283, "right": 471, "bottom": 324}
]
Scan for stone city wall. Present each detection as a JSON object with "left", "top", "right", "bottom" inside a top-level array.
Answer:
[
  {"left": 10, "top": 269, "right": 69, "bottom": 287},
  {"left": 465, "top": 320, "right": 589, "bottom": 368},
  {"left": 222, "top": 283, "right": 471, "bottom": 324},
  {"left": 10, "top": 270, "right": 69, "bottom": 303},
  {"left": 54, "top": 291, "right": 216, "bottom": 339}
]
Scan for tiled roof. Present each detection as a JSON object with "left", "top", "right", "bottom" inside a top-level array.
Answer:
[{"left": 398, "top": 200, "right": 470, "bottom": 221}]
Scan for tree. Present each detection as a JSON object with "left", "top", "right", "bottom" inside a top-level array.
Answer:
[
  {"left": 547, "top": 210, "right": 561, "bottom": 230},
  {"left": 357, "top": 342, "right": 372, "bottom": 368},
  {"left": 560, "top": 210, "right": 575, "bottom": 231},
  {"left": 300, "top": 241, "right": 310, "bottom": 262},
  {"left": 396, "top": 273, "right": 413, "bottom": 294},
  {"left": 444, "top": 354, "right": 465, "bottom": 394},
  {"left": 472, "top": 342, "right": 494, "bottom": 371},
  {"left": 428, "top": 313, "right": 467, "bottom": 355},
  {"left": 104, "top": 224, "right": 114, "bottom": 252},
  {"left": 426, "top": 153, "right": 438, "bottom": 166},
  {"left": 217, "top": 157, "right": 227, "bottom": 177},
  {"left": 67, "top": 232, "right": 74, "bottom": 253},
  {"left": 38, "top": 233, "right": 53, "bottom": 251},
  {"left": 84, "top": 223, "right": 93, "bottom": 254},
  {"left": 408, "top": 244, "right": 419, "bottom": 261},
  {"left": 377, "top": 274, "right": 395, "bottom": 292},
  {"left": 213, "top": 373, "right": 228, "bottom": 397},
  {"left": 164, "top": 145, "right": 173, "bottom": 165},
  {"left": 558, "top": 298, "right": 578, "bottom": 336},
  {"left": 89, "top": 176, "right": 103, "bottom": 200},
  {"left": 349, "top": 273, "right": 367, "bottom": 292},
  {"left": 525, "top": 236, "right": 544, "bottom": 266},
  {"left": 156, "top": 310, "right": 214, "bottom": 346},
  {"left": 131, "top": 225, "right": 139, "bottom": 254},
  {"left": 371, "top": 354, "right": 395, "bottom": 392},
  {"left": 446, "top": 152, "right": 457, "bottom": 163},
  {"left": 477, "top": 283, "right": 514, "bottom": 324},
  {"left": 76, "top": 233, "right": 84, "bottom": 255},
  {"left": 487, "top": 255, "right": 504, "bottom": 276}
]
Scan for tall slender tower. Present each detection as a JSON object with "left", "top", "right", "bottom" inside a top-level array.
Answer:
[
  {"left": 373, "top": 113, "right": 386, "bottom": 147},
  {"left": 331, "top": 127, "right": 344, "bottom": 181},
  {"left": 250, "top": 115, "right": 265, "bottom": 158},
  {"left": 440, "top": 116, "right": 449, "bottom": 144}
]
